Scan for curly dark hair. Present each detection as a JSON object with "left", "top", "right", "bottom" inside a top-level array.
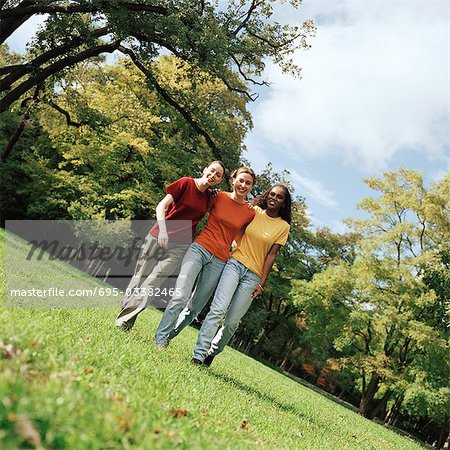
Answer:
[{"left": 252, "top": 184, "right": 292, "bottom": 224}]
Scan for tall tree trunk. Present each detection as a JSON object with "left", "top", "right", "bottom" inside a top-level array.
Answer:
[
  {"left": 251, "top": 319, "right": 279, "bottom": 355},
  {"left": 359, "top": 372, "right": 381, "bottom": 418},
  {"left": 438, "top": 415, "right": 450, "bottom": 449},
  {"left": 0, "top": 89, "right": 39, "bottom": 162},
  {"left": 370, "top": 390, "right": 392, "bottom": 420},
  {"left": 385, "top": 394, "right": 404, "bottom": 426},
  {"left": 0, "top": 113, "right": 28, "bottom": 162},
  {"left": 280, "top": 339, "right": 294, "bottom": 370}
]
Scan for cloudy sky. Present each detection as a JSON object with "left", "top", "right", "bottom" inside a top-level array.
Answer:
[
  {"left": 6, "top": 0, "right": 449, "bottom": 232},
  {"left": 246, "top": 0, "right": 449, "bottom": 231}
]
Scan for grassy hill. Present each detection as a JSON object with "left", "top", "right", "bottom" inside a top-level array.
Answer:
[{"left": 0, "top": 228, "right": 424, "bottom": 449}]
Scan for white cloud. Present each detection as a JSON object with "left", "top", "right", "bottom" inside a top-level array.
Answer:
[
  {"left": 431, "top": 156, "right": 450, "bottom": 182},
  {"left": 304, "top": 208, "right": 348, "bottom": 234},
  {"left": 250, "top": 0, "right": 450, "bottom": 171},
  {"left": 290, "top": 170, "right": 338, "bottom": 208},
  {"left": 245, "top": 145, "right": 338, "bottom": 208}
]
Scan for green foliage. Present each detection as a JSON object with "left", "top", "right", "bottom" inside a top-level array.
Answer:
[
  {"left": 293, "top": 169, "right": 450, "bottom": 427},
  {"left": 1, "top": 52, "right": 249, "bottom": 220},
  {"left": 1, "top": 1, "right": 316, "bottom": 117}
]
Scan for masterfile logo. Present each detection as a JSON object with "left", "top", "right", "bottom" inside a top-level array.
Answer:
[{"left": 5, "top": 220, "right": 192, "bottom": 308}]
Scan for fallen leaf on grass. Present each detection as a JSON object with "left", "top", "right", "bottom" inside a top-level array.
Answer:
[
  {"left": 7, "top": 412, "right": 16, "bottom": 422},
  {"left": 84, "top": 367, "right": 95, "bottom": 374},
  {"left": 240, "top": 418, "right": 248, "bottom": 429},
  {"left": 116, "top": 415, "right": 131, "bottom": 432},
  {"left": 0, "top": 341, "right": 22, "bottom": 359},
  {"left": 171, "top": 408, "right": 189, "bottom": 418},
  {"left": 14, "top": 415, "right": 41, "bottom": 448}
]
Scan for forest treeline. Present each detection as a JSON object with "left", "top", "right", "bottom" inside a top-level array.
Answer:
[{"left": 0, "top": 1, "right": 449, "bottom": 447}]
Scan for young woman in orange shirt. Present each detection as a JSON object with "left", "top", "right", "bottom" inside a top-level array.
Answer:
[{"left": 154, "top": 167, "right": 257, "bottom": 347}]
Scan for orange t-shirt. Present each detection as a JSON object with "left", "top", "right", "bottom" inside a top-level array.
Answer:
[{"left": 194, "top": 191, "right": 255, "bottom": 262}]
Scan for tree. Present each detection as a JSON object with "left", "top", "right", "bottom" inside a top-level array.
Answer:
[
  {"left": 1, "top": 53, "right": 250, "bottom": 221},
  {"left": 294, "top": 169, "right": 450, "bottom": 424},
  {"left": 0, "top": 0, "right": 315, "bottom": 160}
]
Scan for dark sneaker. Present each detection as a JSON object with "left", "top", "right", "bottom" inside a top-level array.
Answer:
[
  {"left": 203, "top": 354, "right": 215, "bottom": 367},
  {"left": 191, "top": 358, "right": 203, "bottom": 366}
]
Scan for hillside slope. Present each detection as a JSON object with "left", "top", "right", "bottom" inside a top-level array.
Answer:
[{"left": 0, "top": 229, "right": 423, "bottom": 449}]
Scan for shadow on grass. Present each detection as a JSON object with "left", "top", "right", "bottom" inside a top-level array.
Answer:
[{"left": 206, "top": 369, "right": 310, "bottom": 422}]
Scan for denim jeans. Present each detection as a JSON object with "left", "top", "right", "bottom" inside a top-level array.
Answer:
[
  {"left": 193, "top": 258, "right": 260, "bottom": 361},
  {"left": 116, "top": 235, "right": 188, "bottom": 328},
  {"left": 154, "top": 242, "right": 225, "bottom": 345}
]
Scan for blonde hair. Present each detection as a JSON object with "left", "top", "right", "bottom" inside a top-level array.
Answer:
[{"left": 229, "top": 166, "right": 256, "bottom": 186}]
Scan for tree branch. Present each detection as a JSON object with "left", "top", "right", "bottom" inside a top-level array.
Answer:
[
  {"left": 232, "top": 0, "right": 260, "bottom": 36},
  {"left": 247, "top": 29, "right": 305, "bottom": 50},
  {"left": 1, "top": 27, "right": 110, "bottom": 92},
  {"left": 118, "top": 45, "right": 225, "bottom": 164},
  {"left": 131, "top": 31, "right": 257, "bottom": 103},
  {"left": 0, "top": 1, "right": 168, "bottom": 19},
  {"left": 0, "top": 86, "right": 40, "bottom": 163},
  {"left": 221, "top": 76, "right": 257, "bottom": 102},
  {"left": 0, "top": 1, "right": 167, "bottom": 43},
  {"left": 404, "top": 235, "right": 418, "bottom": 258},
  {"left": 129, "top": 31, "right": 184, "bottom": 59},
  {"left": 0, "top": 63, "right": 31, "bottom": 77},
  {"left": 0, "top": 0, "right": 35, "bottom": 44},
  {"left": 229, "top": 53, "right": 269, "bottom": 86},
  {"left": 0, "top": 40, "right": 122, "bottom": 113},
  {"left": 48, "top": 100, "right": 130, "bottom": 128},
  {"left": 48, "top": 101, "right": 88, "bottom": 127}
]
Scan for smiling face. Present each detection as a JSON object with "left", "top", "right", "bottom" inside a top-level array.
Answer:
[
  {"left": 266, "top": 186, "right": 286, "bottom": 212},
  {"left": 202, "top": 162, "right": 224, "bottom": 186},
  {"left": 232, "top": 172, "right": 254, "bottom": 198}
]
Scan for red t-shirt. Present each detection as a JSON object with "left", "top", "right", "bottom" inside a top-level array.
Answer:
[
  {"left": 195, "top": 191, "right": 255, "bottom": 262},
  {"left": 149, "top": 177, "right": 211, "bottom": 243}
]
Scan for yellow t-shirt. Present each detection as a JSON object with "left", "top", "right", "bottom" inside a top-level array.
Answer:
[{"left": 231, "top": 206, "right": 290, "bottom": 278}]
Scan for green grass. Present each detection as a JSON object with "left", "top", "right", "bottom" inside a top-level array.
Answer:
[{"left": 0, "top": 229, "right": 423, "bottom": 449}]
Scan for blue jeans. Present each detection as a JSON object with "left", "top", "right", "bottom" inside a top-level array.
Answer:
[
  {"left": 193, "top": 258, "right": 260, "bottom": 361},
  {"left": 154, "top": 243, "right": 225, "bottom": 345}
]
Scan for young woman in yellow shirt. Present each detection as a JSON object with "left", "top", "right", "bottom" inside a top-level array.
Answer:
[{"left": 192, "top": 184, "right": 291, "bottom": 365}]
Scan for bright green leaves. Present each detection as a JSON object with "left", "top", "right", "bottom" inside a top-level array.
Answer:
[{"left": 293, "top": 169, "right": 450, "bottom": 418}]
